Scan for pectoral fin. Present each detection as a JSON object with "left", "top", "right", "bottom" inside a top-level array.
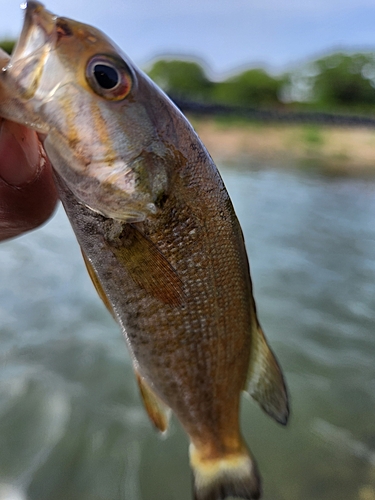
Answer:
[
  {"left": 81, "top": 249, "right": 114, "bottom": 315},
  {"left": 135, "top": 370, "right": 171, "bottom": 433},
  {"left": 108, "top": 224, "right": 184, "bottom": 307},
  {"left": 245, "top": 323, "right": 289, "bottom": 426}
]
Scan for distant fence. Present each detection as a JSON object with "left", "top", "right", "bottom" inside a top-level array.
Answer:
[{"left": 172, "top": 98, "right": 375, "bottom": 128}]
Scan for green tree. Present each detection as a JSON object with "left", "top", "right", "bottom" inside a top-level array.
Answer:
[
  {"left": 146, "top": 59, "right": 212, "bottom": 100},
  {"left": 212, "top": 68, "right": 283, "bottom": 106},
  {"left": 311, "top": 53, "right": 375, "bottom": 108},
  {"left": 0, "top": 39, "right": 15, "bottom": 55}
]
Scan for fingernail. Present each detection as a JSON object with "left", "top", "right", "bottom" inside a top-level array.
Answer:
[{"left": 0, "top": 119, "right": 41, "bottom": 186}]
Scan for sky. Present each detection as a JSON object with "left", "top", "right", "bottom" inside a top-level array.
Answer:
[{"left": 0, "top": 0, "right": 375, "bottom": 77}]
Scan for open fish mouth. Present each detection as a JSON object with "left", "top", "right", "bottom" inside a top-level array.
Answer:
[
  {"left": 4, "top": 2, "right": 60, "bottom": 101},
  {"left": 14, "top": 2, "right": 56, "bottom": 58}
]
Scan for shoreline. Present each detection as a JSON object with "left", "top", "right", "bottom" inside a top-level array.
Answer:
[{"left": 190, "top": 117, "right": 375, "bottom": 176}]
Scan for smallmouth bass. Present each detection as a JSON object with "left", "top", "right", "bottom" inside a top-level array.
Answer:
[{"left": 0, "top": 3, "right": 289, "bottom": 499}]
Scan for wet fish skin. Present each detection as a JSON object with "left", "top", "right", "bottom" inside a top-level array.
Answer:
[{"left": 0, "top": 3, "right": 289, "bottom": 499}]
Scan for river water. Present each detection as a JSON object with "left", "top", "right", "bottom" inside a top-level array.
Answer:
[{"left": 0, "top": 164, "right": 374, "bottom": 500}]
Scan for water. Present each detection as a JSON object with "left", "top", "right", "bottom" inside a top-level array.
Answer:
[{"left": 0, "top": 165, "right": 374, "bottom": 500}]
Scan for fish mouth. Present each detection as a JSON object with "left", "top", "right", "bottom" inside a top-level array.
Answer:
[
  {"left": 14, "top": 1, "right": 56, "bottom": 56},
  {"left": 5, "top": 2, "right": 58, "bottom": 100}
]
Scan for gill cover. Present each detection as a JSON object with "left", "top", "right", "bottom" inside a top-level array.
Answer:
[{"left": 0, "top": 1, "right": 170, "bottom": 222}]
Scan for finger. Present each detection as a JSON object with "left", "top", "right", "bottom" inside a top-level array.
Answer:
[{"left": 0, "top": 119, "right": 58, "bottom": 241}]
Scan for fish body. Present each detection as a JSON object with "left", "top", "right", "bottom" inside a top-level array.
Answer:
[{"left": 0, "top": 3, "right": 289, "bottom": 499}]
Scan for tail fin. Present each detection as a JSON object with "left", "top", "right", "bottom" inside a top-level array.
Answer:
[{"left": 190, "top": 443, "right": 261, "bottom": 500}]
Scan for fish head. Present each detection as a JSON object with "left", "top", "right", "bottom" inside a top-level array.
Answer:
[{"left": 1, "top": 1, "right": 178, "bottom": 221}]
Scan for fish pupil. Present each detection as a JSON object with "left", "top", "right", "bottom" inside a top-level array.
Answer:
[{"left": 93, "top": 64, "right": 119, "bottom": 89}]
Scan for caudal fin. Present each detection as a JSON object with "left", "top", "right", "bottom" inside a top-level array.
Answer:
[{"left": 190, "top": 443, "right": 261, "bottom": 500}]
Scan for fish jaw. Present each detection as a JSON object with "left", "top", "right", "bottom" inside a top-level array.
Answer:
[
  {"left": 0, "top": 2, "right": 170, "bottom": 222},
  {"left": 1, "top": 2, "right": 63, "bottom": 124}
]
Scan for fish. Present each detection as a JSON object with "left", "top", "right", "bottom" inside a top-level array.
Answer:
[{"left": 0, "top": 3, "right": 289, "bottom": 499}]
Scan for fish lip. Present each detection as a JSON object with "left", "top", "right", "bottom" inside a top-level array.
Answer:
[
  {"left": 24, "top": 1, "right": 56, "bottom": 36},
  {"left": 2, "top": 2, "right": 59, "bottom": 102},
  {"left": 11, "top": 2, "right": 56, "bottom": 64}
]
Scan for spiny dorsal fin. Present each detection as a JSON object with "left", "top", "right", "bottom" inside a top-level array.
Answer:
[
  {"left": 81, "top": 249, "right": 114, "bottom": 315},
  {"left": 245, "top": 323, "right": 289, "bottom": 425},
  {"left": 135, "top": 370, "right": 171, "bottom": 433},
  {"left": 107, "top": 224, "right": 185, "bottom": 307}
]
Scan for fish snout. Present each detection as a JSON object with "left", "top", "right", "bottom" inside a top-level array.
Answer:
[{"left": 2, "top": 2, "right": 57, "bottom": 101}]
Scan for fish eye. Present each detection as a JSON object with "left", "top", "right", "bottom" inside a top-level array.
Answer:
[
  {"left": 93, "top": 64, "right": 119, "bottom": 89},
  {"left": 86, "top": 55, "right": 132, "bottom": 100}
]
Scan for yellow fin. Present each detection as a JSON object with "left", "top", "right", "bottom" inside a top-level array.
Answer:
[
  {"left": 107, "top": 224, "right": 184, "bottom": 307},
  {"left": 190, "top": 442, "right": 261, "bottom": 500},
  {"left": 135, "top": 370, "right": 170, "bottom": 433},
  {"left": 81, "top": 249, "right": 114, "bottom": 315},
  {"left": 246, "top": 323, "right": 289, "bottom": 425}
]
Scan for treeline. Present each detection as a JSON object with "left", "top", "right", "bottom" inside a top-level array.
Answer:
[
  {"left": 3, "top": 37, "right": 375, "bottom": 113},
  {"left": 147, "top": 53, "right": 375, "bottom": 113},
  {"left": 0, "top": 39, "right": 14, "bottom": 55}
]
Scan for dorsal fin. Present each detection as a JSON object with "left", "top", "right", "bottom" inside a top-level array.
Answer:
[
  {"left": 106, "top": 224, "right": 185, "bottom": 307},
  {"left": 135, "top": 369, "right": 171, "bottom": 433},
  {"left": 245, "top": 322, "right": 289, "bottom": 426}
]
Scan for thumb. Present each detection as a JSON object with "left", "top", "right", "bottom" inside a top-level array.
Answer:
[
  {"left": 0, "top": 119, "right": 58, "bottom": 241},
  {"left": 0, "top": 118, "right": 41, "bottom": 186}
]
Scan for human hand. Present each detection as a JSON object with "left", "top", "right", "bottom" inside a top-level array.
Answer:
[
  {"left": 0, "top": 118, "right": 58, "bottom": 241},
  {"left": 0, "top": 48, "right": 58, "bottom": 242}
]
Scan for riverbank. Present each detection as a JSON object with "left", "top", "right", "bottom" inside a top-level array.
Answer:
[{"left": 190, "top": 117, "right": 375, "bottom": 176}]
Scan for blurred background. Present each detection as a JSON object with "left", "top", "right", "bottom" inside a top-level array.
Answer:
[{"left": 0, "top": 1, "right": 375, "bottom": 499}]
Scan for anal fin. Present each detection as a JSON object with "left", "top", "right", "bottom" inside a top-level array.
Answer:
[
  {"left": 135, "top": 370, "right": 171, "bottom": 433},
  {"left": 245, "top": 323, "right": 289, "bottom": 425}
]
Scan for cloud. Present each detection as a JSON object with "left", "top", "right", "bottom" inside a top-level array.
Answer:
[
  {"left": 111, "top": 0, "right": 375, "bottom": 17},
  {"left": 1, "top": 0, "right": 375, "bottom": 73}
]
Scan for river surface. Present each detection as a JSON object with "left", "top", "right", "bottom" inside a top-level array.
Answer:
[{"left": 0, "top": 164, "right": 374, "bottom": 500}]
